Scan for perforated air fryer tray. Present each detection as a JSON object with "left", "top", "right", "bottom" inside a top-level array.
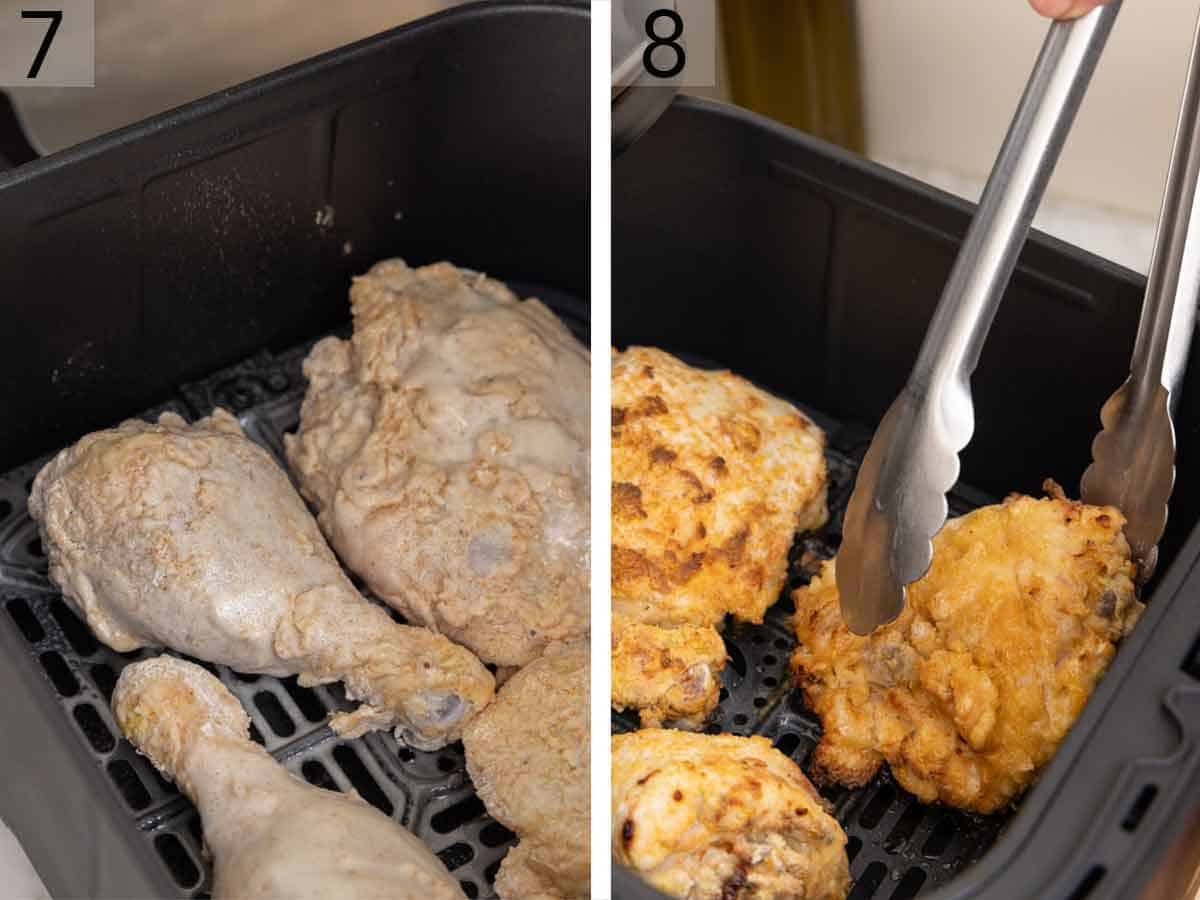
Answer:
[
  {"left": 612, "top": 389, "right": 1013, "bottom": 900},
  {"left": 0, "top": 294, "right": 586, "bottom": 900}
]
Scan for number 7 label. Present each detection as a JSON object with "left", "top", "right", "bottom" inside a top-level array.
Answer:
[{"left": 0, "top": 0, "right": 92, "bottom": 87}]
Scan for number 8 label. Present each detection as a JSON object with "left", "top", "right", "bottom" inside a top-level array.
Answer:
[{"left": 643, "top": 9, "right": 685, "bottom": 79}]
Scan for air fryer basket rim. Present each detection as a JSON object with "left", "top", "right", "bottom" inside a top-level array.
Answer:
[
  {"left": 612, "top": 94, "right": 1200, "bottom": 900},
  {"left": 0, "top": 0, "right": 587, "bottom": 192}
]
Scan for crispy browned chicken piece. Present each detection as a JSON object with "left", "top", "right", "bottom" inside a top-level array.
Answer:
[
  {"left": 463, "top": 641, "right": 589, "bottom": 900},
  {"left": 612, "top": 729, "right": 850, "bottom": 900},
  {"left": 611, "top": 347, "right": 827, "bottom": 725},
  {"left": 791, "top": 486, "right": 1143, "bottom": 813},
  {"left": 285, "top": 259, "right": 589, "bottom": 668},
  {"left": 114, "top": 657, "right": 465, "bottom": 900},
  {"left": 30, "top": 409, "right": 493, "bottom": 750},
  {"left": 611, "top": 617, "right": 727, "bottom": 728}
]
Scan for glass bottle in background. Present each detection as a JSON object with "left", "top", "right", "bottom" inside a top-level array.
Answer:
[{"left": 719, "top": 0, "right": 865, "bottom": 153}]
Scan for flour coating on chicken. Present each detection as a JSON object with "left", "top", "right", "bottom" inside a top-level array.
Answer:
[
  {"left": 612, "top": 729, "right": 849, "bottom": 900},
  {"left": 463, "top": 641, "right": 589, "bottom": 900},
  {"left": 791, "top": 486, "right": 1142, "bottom": 813},
  {"left": 285, "top": 260, "right": 590, "bottom": 668},
  {"left": 611, "top": 347, "right": 827, "bottom": 724},
  {"left": 29, "top": 409, "right": 493, "bottom": 750}
]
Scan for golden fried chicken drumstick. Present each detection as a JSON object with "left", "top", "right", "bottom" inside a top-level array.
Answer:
[
  {"left": 791, "top": 485, "right": 1142, "bottom": 813},
  {"left": 30, "top": 410, "right": 493, "bottom": 750},
  {"left": 612, "top": 729, "right": 850, "bottom": 900},
  {"left": 612, "top": 347, "right": 827, "bottom": 726}
]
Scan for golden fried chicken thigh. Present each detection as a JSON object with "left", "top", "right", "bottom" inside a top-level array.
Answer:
[
  {"left": 612, "top": 729, "right": 849, "bottom": 900},
  {"left": 791, "top": 487, "right": 1142, "bottom": 813},
  {"left": 611, "top": 618, "right": 727, "bottom": 728},
  {"left": 463, "top": 641, "right": 589, "bottom": 900},
  {"left": 286, "top": 260, "right": 589, "bottom": 668},
  {"left": 611, "top": 347, "right": 827, "bottom": 724}
]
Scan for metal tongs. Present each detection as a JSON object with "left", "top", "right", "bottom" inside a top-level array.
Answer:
[
  {"left": 1080, "top": 10, "right": 1200, "bottom": 579},
  {"left": 837, "top": 4, "right": 1123, "bottom": 634}
]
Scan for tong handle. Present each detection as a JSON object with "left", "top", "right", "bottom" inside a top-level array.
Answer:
[
  {"left": 1080, "top": 8, "right": 1200, "bottom": 575},
  {"left": 836, "top": 3, "right": 1121, "bottom": 635},
  {"left": 914, "top": 5, "right": 1120, "bottom": 387},
  {"left": 1129, "top": 11, "right": 1200, "bottom": 409}
]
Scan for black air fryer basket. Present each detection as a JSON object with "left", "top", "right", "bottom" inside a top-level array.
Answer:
[
  {"left": 0, "top": 3, "right": 587, "bottom": 898},
  {"left": 613, "top": 97, "right": 1200, "bottom": 900}
]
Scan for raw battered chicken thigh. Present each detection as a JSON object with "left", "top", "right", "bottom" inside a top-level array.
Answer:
[
  {"left": 463, "top": 641, "right": 590, "bottom": 900},
  {"left": 30, "top": 410, "right": 493, "bottom": 750},
  {"left": 285, "top": 260, "right": 590, "bottom": 668},
  {"left": 113, "top": 657, "right": 465, "bottom": 900},
  {"left": 612, "top": 729, "right": 850, "bottom": 900},
  {"left": 792, "top": 486, "right": 1143, "bottom": 813},
  {"left": 611, "top": 347, "right": 827, "bottom": 726}
]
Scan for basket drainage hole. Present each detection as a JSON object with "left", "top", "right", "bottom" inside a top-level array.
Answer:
[
  {"left": 90, "top": 663, "right": 117, "bottom": 701},
  {"left": 436, "top": 842, "right": 475, "bottom": 871},
  {"left": 6, "top": 598, "right": 44, "bottom": 644},
  {"left": 848, "top": 860, "right": 887, "bottom": 900},
  {"left": 107, "top": 758, "right": 152, "bottom": 811},
  {"left": 281, "top": 675, "right": 326, "bottom": 722},
  {"left": 773, "top": 637, "right": 790, "bottom": 651},
  {"left": 484, "top": 859, "right": 502, "bottom": 886},
  {"left": 1066, "top": 866, "right": 1106, "bottom": 900},
  {"left": 301, "top": 760, "right": 339, "bottom": 792},
  {"left": 73, "top": 703, "right": 115, "bottom": 753},
  {"left": 437, "top": 755, "right": 459, "bottom": 773},
  {"left": 0, "top": 498, "right": 11, "bottom": 520},
  {"left": 884, "top": 802, "right": 925, "bottom": 852},
  {"left": 774, "top": 733, "right": 802, "bottom": 758},
  {"left": 889, "top": 868, "right": 927, "bottom": 900},
  {"left": 733, "top": 713, "right": 749, "bottom": 727},
  {"left": 480, "top": 821, "right": 517, "bottom": 848},
  {"left": 50, "top": 599, "right": 98, "bottom": 655},
  {"left": 858, "top": 784, "right": 896, "bottom": 830},
  {"left": 26, "top": 536, "right": 44, "bottom": 558},
  {"left": 1182, "top": 633, "right": 1200, "bottom": 681},
  {"left": 154, "top": 833, "right": 199, "bottom": 888},
  {"left": 1121, "top": 785, "right": 1158, "bottom": 831},
  {"left": 763, "top": 676, "right": 778, "bottom": 688},
  {"left": 922, "top": 815, "right": 956, "bottom": 858},
  {"left": 753, "top": 697, "right": 767, "bottom": 708},
  {"left": 332, "top": 744, "right": 393, "bottom": 815},
  {"left": 460, "top": 881, "right": 478, "bottom": 899},
  {"left": 845, "top": 835, "right": 862, "bottom": 864},
  {"left": 432, "top": 795, "right": 486, "bottom": 834},
  {"left": 762, "top": 654, "right": 778, "bottom": 666},
  {"left": 253, "top": 691, "right": 295, "bottom": 737},
  {"left": 39, "top": 650, "right": 78, "bottom": 697},
  {"left": 727, "top": 643, "right": 748, "bottom": 678}
]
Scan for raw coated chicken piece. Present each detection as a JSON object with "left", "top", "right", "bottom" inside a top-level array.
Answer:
[
  {"left": 791, "top": 485, "right": 1143, "bottom": 813},
  {"left": 611, "top": 347, "right": 827, "bottom": 726},
  {"left": 113, "top": 656, "right": 465, "bottom": 900},
  {"left": 463, "top": 641, "right": 589, "bottom": 900},
  {"left": 29, "top": 409, "right": 493, "bottom": 750},
  {"left": 285, "top": 259, "right": 590, "bottom": 668},
  {"left": 612, "top": 729, "right": 849, "bottom": 900}
]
